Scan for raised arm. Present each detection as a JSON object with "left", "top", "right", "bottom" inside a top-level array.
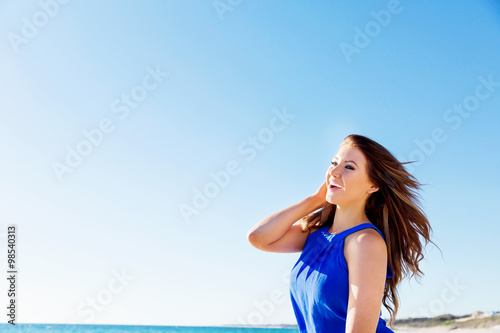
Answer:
[{"left": 247, "top": 181, "right": 327, "bottom": 253}]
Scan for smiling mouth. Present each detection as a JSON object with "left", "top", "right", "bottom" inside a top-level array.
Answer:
[
  {"left": 328, "top": 180, "right": 343, "bottom": 191},
  {"left": 328, "top": 185, "right": 342, "bottom": 191}
]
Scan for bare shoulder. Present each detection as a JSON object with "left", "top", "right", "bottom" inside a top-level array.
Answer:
[{"left": 344, "top": 227, "right": 387, "bottom": 262}]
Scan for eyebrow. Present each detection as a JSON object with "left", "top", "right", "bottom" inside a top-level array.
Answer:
[{"left": 332, "top": 157, "right": 358, "bottom": 167}]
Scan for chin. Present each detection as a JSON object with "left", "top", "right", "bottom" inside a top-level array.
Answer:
[{"left": 325, "top": 195, "right": 339, "bottom": 205}]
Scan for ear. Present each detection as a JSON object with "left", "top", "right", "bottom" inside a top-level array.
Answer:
[{"left": 368, "top": 184, "right": 379, "bottom": 194}]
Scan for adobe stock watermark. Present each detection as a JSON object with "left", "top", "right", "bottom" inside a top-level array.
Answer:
[
  {"left": 398, "top": 74, "right": 499, "bottom": 174},
  {"left": 340, "top": 0, "right": 405, "bottom": 64},
  {"left": 213, "top": 0, "right": 243, "bottom": 21},
  {"left": 239, "top": 226, "right": 336, "bottom": 326},
  {"left": 410, "top": 278, "right": 466, "bottom": 318},
  {"left": 239, "top": 231, "right": 352, "bottom": 325},
  {"left": 178, "top": 107, "right": 295, "bottom": 225},
  {"left": 7, "top": 0, "right": 71, "bottom": 53},
  {"left": 236, "top": 270, "right": 291, "bottom": 326},
  {"left": 75, "top": 268, "right": 135, "bottom": 323},
  {"left": 51, "top": 65, "right": 169, "bottom": 182}
]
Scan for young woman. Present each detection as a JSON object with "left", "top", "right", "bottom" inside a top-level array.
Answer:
[{"left": 247, "top": 134, "right": 433, "bottom": 333}]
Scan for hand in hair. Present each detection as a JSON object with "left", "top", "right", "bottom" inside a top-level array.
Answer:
[{"left": 311, "top": 180, "right": 328, "bottom": 209}]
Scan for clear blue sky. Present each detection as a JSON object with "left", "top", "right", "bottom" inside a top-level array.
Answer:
[{"left": 1, "top": 0, "right": 499, "bottom": 327}]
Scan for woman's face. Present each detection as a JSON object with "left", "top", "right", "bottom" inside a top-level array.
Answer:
[{"left": 325, "top": 144, "right": 379, "bottom": 206}]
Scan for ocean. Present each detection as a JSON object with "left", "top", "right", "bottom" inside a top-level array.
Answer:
[{"left": 0, "top": 324, "right": 299, "bottom": 333}]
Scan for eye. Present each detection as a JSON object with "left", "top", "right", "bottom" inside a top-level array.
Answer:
[{"left": 331, "top": 161, "right": 354, "bottom": 170}]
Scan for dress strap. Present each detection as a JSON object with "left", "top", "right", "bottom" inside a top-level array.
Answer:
[{"left": 338, "top": 223, "right": 386, "bottom": 240}]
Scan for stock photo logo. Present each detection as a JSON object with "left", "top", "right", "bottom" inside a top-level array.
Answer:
[
  {"left": 339, "top": 0, "right": 407, "bottom": 64},
  {"left": 7, "top": 0, "right": 72, "bottom": 53},
  {"left": 75, "top": 268, "right": 135, "bottom": 323},
  {"left": 236, "top": 270, "right": 291, "bottom": 326},
  {"left": 213, "top": 0, "right": 243, "bottom": 21},
  {"left": 178, "top": 107, "right": 295, "bottom": 225},
  {"left": 410, "top": 278, "right": 467, "bottom": 318},
  {"left": 397, "top": 74, "right": 499, "bottom": 173},
  {"left": 51, "top": 65, "right": 169, "bottom": 182}
]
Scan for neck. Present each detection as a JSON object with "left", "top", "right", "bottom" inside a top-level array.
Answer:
[{"left": 331, "top": 201, "right": 371, "bottom": 233}]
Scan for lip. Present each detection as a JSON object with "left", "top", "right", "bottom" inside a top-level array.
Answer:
[
  {"left": 328, "top": 184, "right": 342, "bottom": 191},
  {"left": 328, "top": 179, "right": 343, "bottom": 190}
]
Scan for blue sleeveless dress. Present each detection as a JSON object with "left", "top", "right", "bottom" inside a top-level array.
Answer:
[{"left": 289, "top": 223, "right": 394, "bottom": 333}]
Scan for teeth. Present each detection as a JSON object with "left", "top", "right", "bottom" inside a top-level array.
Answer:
[{"left": 329, "top": 180, "right": 342, "bottom": 188}]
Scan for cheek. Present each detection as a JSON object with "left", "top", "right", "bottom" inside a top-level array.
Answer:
[
  {"left": 349, "top": 177, "right": 371, "bottom": 192},
  {"left": 344, "top": 174, "right": 363, "bottom": 190},
  {"left": 325, "top": 167, "right": 333, "bottom": 178}
]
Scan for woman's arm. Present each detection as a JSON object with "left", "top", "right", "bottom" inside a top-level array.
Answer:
[
  {"left": 247, "top": 182, "right": 326, "bottom": 252},
  {"left": 344, "top": 229, "right": 388, "bottom": 333}
]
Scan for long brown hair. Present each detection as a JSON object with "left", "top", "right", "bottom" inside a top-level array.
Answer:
[{"left": 298, "top": 134, "right": 436, "bottom": 327}]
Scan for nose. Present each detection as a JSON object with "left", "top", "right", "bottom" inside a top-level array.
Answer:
[{"left": 329, "top": 164, "right": 340, "bottom": 178}]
